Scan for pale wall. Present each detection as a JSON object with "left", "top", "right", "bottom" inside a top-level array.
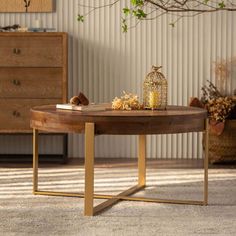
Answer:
[{"left": 0, "top": 0, "right": 235, "bottom": 158}]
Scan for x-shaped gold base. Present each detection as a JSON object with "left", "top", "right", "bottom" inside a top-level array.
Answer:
[{"left": 33, "top": 120, "right": 209, "bottom": 216}]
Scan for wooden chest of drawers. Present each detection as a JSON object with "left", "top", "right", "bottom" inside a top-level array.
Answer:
[{"left": 0, "top": 32, "right": 68, "bottom": 133}]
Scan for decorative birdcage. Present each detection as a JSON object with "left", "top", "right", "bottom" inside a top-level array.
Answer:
[{"left": 143, "top": 66, "right": 168, "bottom": 110}]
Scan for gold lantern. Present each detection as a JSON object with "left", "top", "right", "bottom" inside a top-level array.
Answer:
[{"left": 143, "top": 66, "right": 167, "bottom": 110}]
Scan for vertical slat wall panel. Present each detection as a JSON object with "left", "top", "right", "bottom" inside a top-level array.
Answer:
[{"left": 0, "top": 0, "right": 235, "bottom": 159}]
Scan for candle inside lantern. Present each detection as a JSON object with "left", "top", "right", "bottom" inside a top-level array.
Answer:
[{"left": 149, "top": 91, "right": 159, "bottom": 109}]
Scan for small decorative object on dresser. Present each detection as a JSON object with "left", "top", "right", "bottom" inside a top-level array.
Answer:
[
  {"left": 0, "top": 24, "right": 21, "bottom": 32},
  {"left": 0, "top": 32, "right": 68, "bottom": 162},
  {"left": 143, "top": 66, "right": 167, "bottom": 110}
]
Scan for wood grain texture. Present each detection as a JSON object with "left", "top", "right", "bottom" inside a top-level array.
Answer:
[
  {"left": 30, "top": 105, "right": 207, "bottom": 134},
  {"left": 0, "top": 32, "right": 68, "bottom": 133},
  {"left": 61, "top": 33, "right": 68, "bottom": 103},
  {"left": 0, "top": 35, "right": 62, "bottom": 67},
  {"left": 0, "top": 68, "right": 62, "bottom": 98},
  {"left": 0, "top": 0, "right": 54, "bottom": 13},
  {"left": 0, "top": 99, "right": 61, "bottom": 131}
]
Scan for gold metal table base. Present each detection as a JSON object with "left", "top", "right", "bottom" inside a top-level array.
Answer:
[
  {"left": 33, "top": 184, "right": 205, "bottom": 216},
  {"left": 33, "top": 119, "right": 209, "bottom": 216}
]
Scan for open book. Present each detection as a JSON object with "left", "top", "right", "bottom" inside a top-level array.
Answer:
[{"left": 56, "top": 103, "right": 110, "bottom": 112}]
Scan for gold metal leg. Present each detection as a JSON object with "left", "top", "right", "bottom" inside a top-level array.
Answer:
[
  {"left": 33, "top": 189, "right": 203, "bottom": 205},
  {"left": 33, "top": 129, "right": 39, "bottom": 193},
  {"left": 138, "top": 135, "right": 146, "bottom": 187},
  {"left": 84, "top": 123, "right": 95, "bottom": 216},
  {"left": 93, "top": 185, "right": 144, "bottom": 215},
  {"left": 204, "top": 119, "right": 209, "bottom": 205},
  {"left": 33, "top": 123, "right": 208, "bottom": 216}
]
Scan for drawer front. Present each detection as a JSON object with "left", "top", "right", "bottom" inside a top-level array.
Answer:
[
  {"left": 0, "top": 68, "right": 62, "bottom": 98},
  {"left": 0, "top": 36, "right": 62, "bottom": 67},
  {"left": 0, "top": 99, "right": 61, "bottom": 131}
]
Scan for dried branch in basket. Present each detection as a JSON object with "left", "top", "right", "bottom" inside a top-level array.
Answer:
[
  {"left": 199, "top": 81, "right": 235, "bottom": 123},
  {"left": 206, "top": 97, "right": 234, "bottom": 122},
  {"left": 201, "top": 80, "right": 223, "bottom": 104}
]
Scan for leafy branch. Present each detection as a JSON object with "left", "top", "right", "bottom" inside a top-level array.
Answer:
[{"left": 77, "top": 0, "right": 236, "bottom": 32}]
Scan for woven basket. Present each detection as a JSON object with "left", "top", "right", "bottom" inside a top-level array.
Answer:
[{"left": 203, "top": 120, "right": 236, "bottom": 164}]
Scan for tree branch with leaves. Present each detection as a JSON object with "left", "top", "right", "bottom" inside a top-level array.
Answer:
[{"left": 77, "top": 0, "right": 236, "bottom": 31}]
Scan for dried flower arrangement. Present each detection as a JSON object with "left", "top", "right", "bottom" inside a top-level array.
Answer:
[
  {"left": 190, "top": 80, "right": 236, "bottom": 163},
  {"left": 206, "top": 96, "right": 234, "bottom": 122},
  {"left": 191, "top": 56, "right": 236, "bottom": 137},
  {"left": 201, "top": 81, "right": 235, "bottom": 122},
  {"left": 112, "top": 91, "right": 143, "bottom": 110},
  {"left": 190, "top": 80, "right": 236, "bottom": 135}
]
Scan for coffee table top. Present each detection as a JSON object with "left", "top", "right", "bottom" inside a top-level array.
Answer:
[{"left": 30, "top": 105, "right": 207, "bottom": 135}]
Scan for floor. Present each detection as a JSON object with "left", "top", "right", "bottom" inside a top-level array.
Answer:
[
  {"left": 0, "top": 159, "right": 235, "bottom": 236},
  {"left": 1, "top": 157, "right": 235, "bottom": 169}
]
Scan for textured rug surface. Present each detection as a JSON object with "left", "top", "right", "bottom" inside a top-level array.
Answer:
[{"left": 0, "top": 166, "right": 236, "bottom": 236}]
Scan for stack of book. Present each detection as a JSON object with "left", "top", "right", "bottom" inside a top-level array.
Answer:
[{"left": 56, "top": 103, "right": 110, "bottom": 112}]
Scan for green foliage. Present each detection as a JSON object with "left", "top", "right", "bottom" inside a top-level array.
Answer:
[
  {"left": 77, "top": 14, "right": 84, "bottom": 22},
  {"left": 121, "top": 0, "right": 147, "bottom": 32},
  {"left": 77, "top": 0, "right": 233, "bottom": 31},
  {"left": 123, "top": 8, "right": 130, "bottom": 16},
  {"left": 218, "top": 1, "right": 226, "bottom": 8},
  {"left": 122, "top": 18, "right": 128, "bottom": 33},
  {"left": 131, "top": 0, "right": 144, "bottom": 7},
  {"left": 132, "top": 9, "right": 147, "bottom": 19}
]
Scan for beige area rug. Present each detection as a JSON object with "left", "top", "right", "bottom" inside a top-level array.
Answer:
[{"left": 0, "top": 166, "right": 236, "bottom": 236}]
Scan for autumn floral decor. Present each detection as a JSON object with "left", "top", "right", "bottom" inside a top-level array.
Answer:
[
  {"left": 201, "top": 81, "right": 235, "bottom": 121},
  {"left": 112, "top": 91, "right": 143, "bottom": 110},
  {"left": 205, "top": 96, "right": 234, "bottom": 122},
  {"left": 190, "top": 80, "right": 236, "bottom": 136}
]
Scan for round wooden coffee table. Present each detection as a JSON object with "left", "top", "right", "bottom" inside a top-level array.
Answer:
[{"left": 31, "top": 105, "right": 208, "bottom": 216}]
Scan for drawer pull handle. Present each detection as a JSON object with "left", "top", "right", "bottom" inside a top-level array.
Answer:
[
  {"left": 12, "top": 111, "right": 21, "bottom": 117},
  {"left": 13, "top": 48, "right": 21, "bottom": 55},
  {"left": 12, "top": 80, "right": 21, "bottom": 86}
]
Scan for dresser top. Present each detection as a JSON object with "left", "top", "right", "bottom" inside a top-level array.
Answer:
[{"left": 0, "top": 32, "right": 67, "bottom": 37}]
